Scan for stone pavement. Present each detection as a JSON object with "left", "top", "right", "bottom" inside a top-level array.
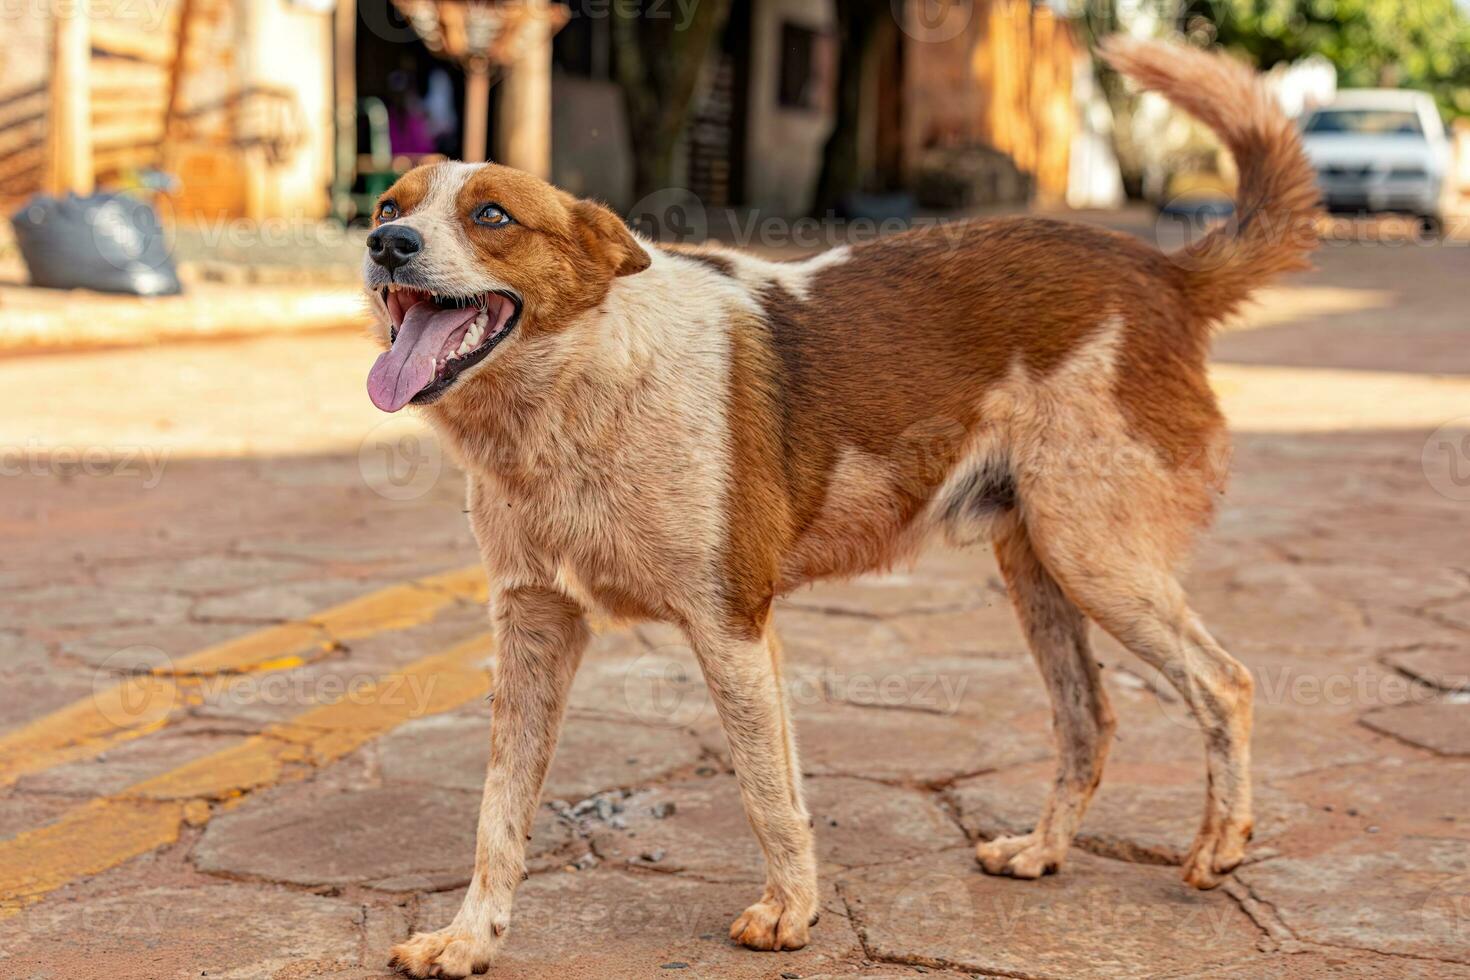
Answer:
[{"left": 1, "top": 215, "right": 1468, "bottom": 979}]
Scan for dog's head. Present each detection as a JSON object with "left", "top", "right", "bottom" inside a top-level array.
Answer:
[{"left": 362, "top": 161, "right": 650, "bottom": 412}]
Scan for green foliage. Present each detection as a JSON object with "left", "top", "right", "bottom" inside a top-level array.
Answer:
[{"left": 1197, "top": 0, "right": 1470, "bottom": 117}]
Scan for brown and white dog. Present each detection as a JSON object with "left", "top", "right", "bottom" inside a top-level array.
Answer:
[{"left": 363, "top": 39, "right": 1319, "bottom": 978}]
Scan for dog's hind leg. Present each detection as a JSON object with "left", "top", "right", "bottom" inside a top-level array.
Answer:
[
  {"left": 979, "top": 312, "right": 1253, "bottom": 889},
  {"left": 691, "top": 622, "right": 819, "bottom": 951},
  {"left": 1025, "top": 500, "right": 1255, "bottom": 890},
  {"left": 390, "top": 586, "right": 588, "bottom": 979},
  {"left": 976, "top": 515, "right": 1116, "bottom": 879}
]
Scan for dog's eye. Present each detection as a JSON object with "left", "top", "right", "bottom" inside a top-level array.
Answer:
[
  {"left": 377, "top": 200, "right": 399, "bottom": 223},
  {"left": 474, "top": 204, "right": 512, "bottom": 227}
]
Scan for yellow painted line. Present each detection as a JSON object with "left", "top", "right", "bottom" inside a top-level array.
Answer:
[
  {"left": 298, "top": 565, "right": 488, "bottom": 640},
  {"left": 0, "top": 565, "right": 484, "bottom": 788},
  {"left": 0, "top": 633, "right": 495, "bottom": 914},
  {"left": 0, "top": 799, "right": 194, "bottom": 916}
]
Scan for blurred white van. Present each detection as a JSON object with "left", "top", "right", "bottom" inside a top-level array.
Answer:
[{"left": 1300, "top": 89, "right": 1450, "bottom": 233}]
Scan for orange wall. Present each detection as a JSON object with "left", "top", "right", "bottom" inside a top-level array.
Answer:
[{"left": 902, "top": 0, "right": 1076, "bottom": 202}]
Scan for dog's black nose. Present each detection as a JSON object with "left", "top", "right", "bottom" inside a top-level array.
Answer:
[{"left": 367, "top": 225, "right": 422, "bottom": 271}]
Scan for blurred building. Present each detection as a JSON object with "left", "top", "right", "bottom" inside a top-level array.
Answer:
[
  {"left": 563, "top": 0, "right": 1085, "bottom": 213},
  {"left": 2, "top": 0, "right": 340, "bottom": 219},
  {"left": 0, "top": 0, "right": 1090, "bottom": 221}
]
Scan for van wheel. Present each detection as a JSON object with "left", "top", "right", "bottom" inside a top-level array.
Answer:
[{"left": 1417, "top": 214, "right": 1444, "bottom": 240}]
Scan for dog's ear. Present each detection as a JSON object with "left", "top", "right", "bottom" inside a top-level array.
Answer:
[{"left": 570, "top": 199, "right": 651, "bottom": 278}]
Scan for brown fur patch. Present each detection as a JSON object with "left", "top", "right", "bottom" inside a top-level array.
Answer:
[
  {"left": 750, "top": 218, "right": 1225, "bottom": 581},
  {"left": 720, "top": 312, "right": 792, "bottom": 637},
  {"left": 374, "top": 164, "right": 435, "bottom": 216},
  {"left": 455, "top": 166, "right": 578, "bottom": 238},
  {"left": 661, "top": 245, "right": 737, "bottom": 277}
]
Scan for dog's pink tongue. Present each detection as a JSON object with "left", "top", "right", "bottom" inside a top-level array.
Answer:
[{"left": 367, "top": 302, "right": 479, "bottom": 412}]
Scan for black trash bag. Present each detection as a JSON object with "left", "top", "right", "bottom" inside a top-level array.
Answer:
[{"left": 10, "top": 193, "right": 182, "bottom": 296}]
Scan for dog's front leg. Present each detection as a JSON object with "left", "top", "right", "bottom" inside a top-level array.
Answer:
[
  {"left": 391, "top": 586, "right": 588, "bottom": 978},
  {"left": 692, "top": 624, "right": 819, "bottom": 951}
]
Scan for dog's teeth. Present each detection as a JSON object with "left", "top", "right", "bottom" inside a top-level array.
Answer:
[{"left": 445, "top": 311, "right": 494, "bottom": 360}]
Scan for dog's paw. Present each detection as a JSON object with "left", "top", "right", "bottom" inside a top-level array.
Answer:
[
  {"left": 729, "top": 897, "right": 816, "bottom": 951},
  {"left": 389, "top": 928, "right": 497, "bottom": 978},
  {"left": 975, "top": 833, "right": 1066, "bottom": 879},
  {"left": 1182, "top": 818, "right": 1252, "bottom": 889}
]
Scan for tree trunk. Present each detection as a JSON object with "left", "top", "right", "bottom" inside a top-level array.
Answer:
[
  {"left": 612, "top": 0, "right": 732, "bottom": 203},
  {"left": 811, "top": 0, "right": 886, "bottom": 216},
  {"left": 1076, "top": 0, "right": 1186, "bottom": 199}
]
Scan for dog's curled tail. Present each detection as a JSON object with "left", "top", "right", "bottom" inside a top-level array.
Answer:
[{"left": 1100, "top": 36, "right": 1321, "bottom": 322}]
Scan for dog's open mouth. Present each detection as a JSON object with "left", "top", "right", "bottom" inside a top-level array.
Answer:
[{"left": 366, "top": 287, "right": 521, "bottom": 412}]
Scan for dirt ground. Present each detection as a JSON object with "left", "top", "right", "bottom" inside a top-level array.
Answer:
[{"left": 1, "top": 212, "right": 1467, "bottom": 979}]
